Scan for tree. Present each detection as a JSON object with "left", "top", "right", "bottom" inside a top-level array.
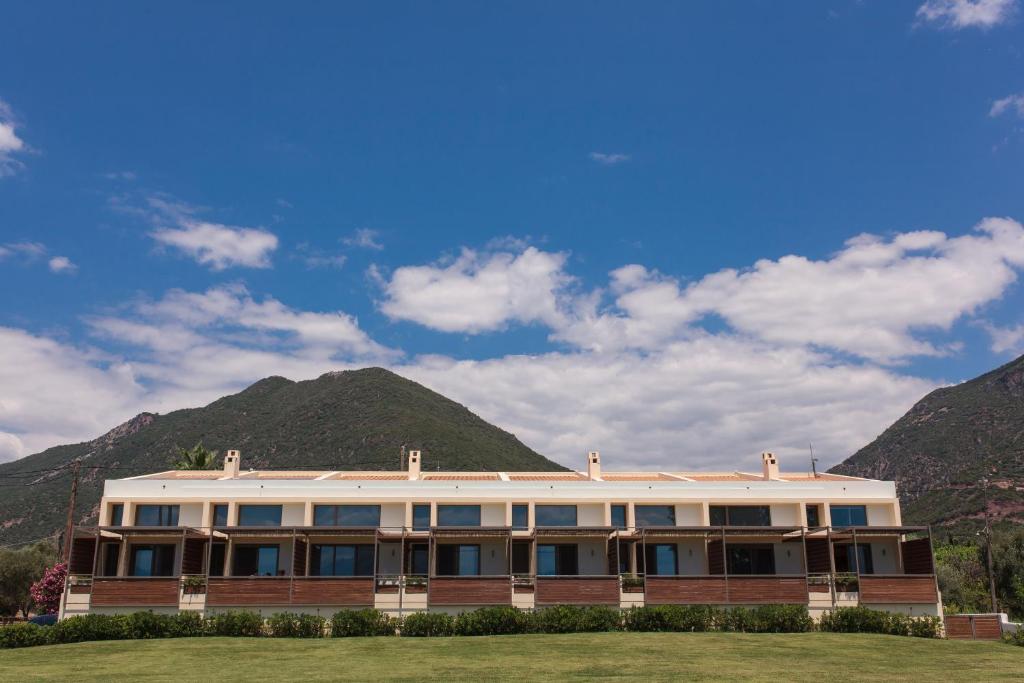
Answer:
[
  {"left": 30, "top": 562, "right": 67, "bottom": 615},
  {"left": 0, "top": 542, "right": 56, "bottom": 617},
  {"left": 993, "top": 528, "right": 1024, "bottom": 620},
  {"left": 172, "top": 441, "right": 219, "bottom": 470}
]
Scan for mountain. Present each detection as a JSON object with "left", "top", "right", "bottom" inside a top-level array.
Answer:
[
  {"left": 0, "top": 367, "right": 564, "bottom": 545},
  {"left": 830, "top": 354, "right": 1024, "bottom": 530}
]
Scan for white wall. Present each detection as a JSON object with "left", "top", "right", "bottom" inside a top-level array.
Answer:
[
  {"left": 868, "top": 538, "right": 899, "bottom": 573},
  {"left": 281, "top": 504, "right": 305, "bottom": 526},
  {"left": 773, "top": 542, "right": 804, "bottom": 574},
  {"left": 380, "top": 504, "right": 405, "bottom": 528},
  {"left": 675, "top": 504, "right": 702, "bottom": 526},
  {"left": 480, "top": 504, "right": 506, "bottom": 527},
  {"left": 577, "top": 540, "right": 607, "bottom": 574},
  {"left": 770, "top": 504, "right": 800, "bottom": 526},
  {"left": 866, "top": 504, "right": 895, "bottom": 526},
  {"left": 377, "top": 541, "right": 402, "bottom": 574},
  {"left": 178, "top": 503, "right": 204, "bottom": 527},
  {"left": 677, "top": 539, "right": 706, "bottom": 575},
  {"left": 479, "top": 540, "right": 509, "bottom": 575},
  {"left": 577, "top": 504, "right": 605, "bottom": 526}
]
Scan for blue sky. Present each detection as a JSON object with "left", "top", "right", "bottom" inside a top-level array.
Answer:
[{"left": 2, "top": 1, "right": 1024, "bottom": 471}]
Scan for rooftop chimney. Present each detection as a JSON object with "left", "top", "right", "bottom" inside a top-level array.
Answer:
[
  {"left": 761, "top": 451, "right": 779, "bottom": 480},
  {"left": 408, "top": 449, "right": 421, "bottom": 478},
  {"left": 224, "top": 449, "right": 241, "bottom": 478},
  {"left": 587, "top": 450, "right": 601, "bottom": 480}
]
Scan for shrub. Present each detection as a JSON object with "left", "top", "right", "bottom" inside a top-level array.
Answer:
[
  {"left": 29, "top": 563, "right": 67, "bottom": 616},
  {"left": 533, "top": 605, "right": 621, "bottom": 634},
  {"left": 48, "top": 614, "right": 128, "bottom": 644},
  {"left": 454, "top": 606, "right": 533, "bottom": 636},
  {"left": 748, "top": 605, "right": 813, "bottom": 633},
  {"left": 167, "top": 611, "right": 206, "bottom": 638},
  {"left": 908, "top": 616, "right": 941, "bottom": 639},
  {"left": 267, "top": 612, "right": 325, "bottom": 638},
  {"left": 123, "top": 611, "right": 174, "bottom": 639},
  {"left": 330, "top": 609, "right": 396, "bottom": 637},
  {"left": 400, "top": 612, "right": 454, "bottom": 637},
  {"left": 818, "top": 607, "right": 939, "bottom": 638},
  {"left": 624, "top": 605, "right": 718, "bottom": 632},
  {"left": 1003, "top": 628, "right": 1024, "bottom": 647},
  {"left": 204, "top": 611, "right": 264, "bottom": 637},
  {"left": 0, "top": 623, "right": 50, "bottom": 649}
]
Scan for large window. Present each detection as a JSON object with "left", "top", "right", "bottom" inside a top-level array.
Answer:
[
  {"left": 408, "top": 543, "right": 428, "bottom": 575},
  {"left": 129, "top": 544, "right": 176, "bottom": 576},
  {"left": 535, "top": 505, "right": 578, "bottom": 527},
  {"left": 726, "top": 544, "right": 776, "bottom": 575},
  {"left": 209, "top": 543, "right": 226, "bottom": 577},
  {"left": 830, "top": 505, "right": 868, "bottom": 527},
  {"left": 834, "top": 544, "right": 874, "bottom": 574},
  {"left": 511, "top": 541, "right": 531, "bottom": 574},
  {"left": 512, "top": 504, "right": 529, "bottom": 530},
  {"left": 412, "top": 504, "right": 431, "bottom": 531},
  {"left": 436, "top": 505, "right": 481, "bottom": 527},
  {"left": 110, "top": 504, "right": 124, "bottom": 527},
  {"left": 100, "top": 543, "right": 120, "bottom": 577},
  {"left": 314, "top": 505, "right": 381, "bottom": 527},
  {"left": 805, "top": 505, "right": 820, "bottom": 528},
  {"left": 233, "top": 545, "right": 280, "bottom": 576},
  {"left": 635, "top": 505, "right": 676, "bottom": 527},
  {"left": 237, "top": 505, "right": 282, "bottom": 527},
  {"left": 611, "top": 504, "right": 627, "bottom": 529},
  {"left": 311, "top": 544, "right": 375, "bottom": 576},
  {"left": 213, "top": 504, "right": 229, "bottom": 527},
  {"left": 537, "top": 544, "right": 578, "bottom": 575},
  {"left": 709, "top": 505, "right": 772, "bottom": 527},
  {"left": 644, "top": 543, "right": 679, "bottom": 576},
  {"left": 134, "top": 505, "right": 179, "bottom": 527},
  {"left": 436, "top": 544, "right": 480, "bottom": 576}
]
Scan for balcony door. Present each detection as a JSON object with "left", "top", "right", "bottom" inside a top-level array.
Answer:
[
  {"left": 537, "top": 544, "right": 578, "bottom": 576},
  {"left": 435, "top": 544, "right": 480, "bottom": 576}
]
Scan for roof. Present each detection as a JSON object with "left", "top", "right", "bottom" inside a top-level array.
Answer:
[{"left": 127, "top": 468, "right": 869, "bottom": 483}]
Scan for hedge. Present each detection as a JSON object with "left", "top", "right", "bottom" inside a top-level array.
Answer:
[{"left": 0, "top": 604, "right": 944, "bottom": 649}]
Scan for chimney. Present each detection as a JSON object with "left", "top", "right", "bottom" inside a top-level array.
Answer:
[
  {"left": 224, "top": 449, "right": 241, "bottom": 478},
  {"left": 408, "top": 449, "right": 421, "bottom": 478},
  {"left": 761, "top": 451, "right": 779, "bottom": 480},
  {"left": 587, "top": 450, "right": 601, "bottom": 480}
]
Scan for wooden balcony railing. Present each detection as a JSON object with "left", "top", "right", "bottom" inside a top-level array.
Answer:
[
  {"left": 90, "top": 577, "right": 180, "bottom": 607},
  {"left": 535, "top": 576, "right": 620, "bottom": 605},
  {"left": 858, "top": 575, "right": 938, "bottom": 604},
  {"left": 644, "top": 575, "right": 808, "bottom": 605},
  {"left": 428, "top": 576, "right": 513, "bottom": 606},
  {"left": 645, "top": 576, "right": 727, "bottom": 604},
  {"left": 206, "top": 576, "right": 376, "bottom": 606}
]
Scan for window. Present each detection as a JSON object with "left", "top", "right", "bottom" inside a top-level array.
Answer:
[
  {"left": 834, "top": 544, "right": 874, "bottom": 574},
  {"left": 611, "top": 505, "right": 627, "bottom": 529},
  {"left": 512, "top": 504, "right": 529, "bottom": 530},
  {"left": 635, "top": 505, "right": 676, "bottom": 527},
  {"left": 618, "top": 543, "right": 634, "bottom": 574},
  {"left": 412, "top": 504, "right": 431, "bottom": 531},
  {"left": 537, "top": 544, "right": 578, "bottom": 575},
  {"left": 129, "top": 544, "right": 176, "bottom": 576},
  {"left": 110, "top": 504, "right": 124, "bottom": 527},
  {"left": 436, "top": 544, "right": 480, "bottom": 576},
  {"left": 436, "top": 505, "right": 481, "bottom": 527},
  {"left": 134, "top": 505, "right": 179, "bottom": 527},
  {"left": 213, "top": 504, "right": 229, "bottom": 527},
  {"left": 209, "top": 543, "right": 226, "bottom": 577},
  {"left": 726, "top": 544, "right": 776, "bottom": 575},
  {"left": 805, "top": 505, "right": 820, "bottom": 527},
  {"left": 644, "top": 544, "right": 679, "bottom": 576},
  {"left": 313, "top": 505, "right": 381, "bottom": 527},
  {"left": 830, "top": 505, "right": 868, "bottom": 527},
  {"left": 408, "top": 543, "right": 428, "bottom": 575},
  {"left": 233, "top": 545, "right": 280, "bottom": 576},
  {"left": 237, "top": 505, "right": 282, "bottom": 527},
  {"left": 511, "top": 541, "right": 531, "bottom": 574},
  {"left": 535, "top": 505, "right": 577, "bottom": 527},
  {"left": 709, "top": 505, "right": 772, "bottom": 527},
  {"left": 100, "top": 543, "right": 120, "bottom": 577},
  {"left": 311, "top": 544, "right": 375, "bottom": 576}
]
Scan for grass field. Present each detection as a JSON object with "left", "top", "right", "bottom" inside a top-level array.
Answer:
[{"left": 0, "top": 632, "right": 1020, "bottom": 682}]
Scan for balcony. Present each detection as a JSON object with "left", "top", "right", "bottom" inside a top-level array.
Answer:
[
  {"left": 535, "top": 576, "right": 620, "bottom": 605},
  {"left": 428, "top": 576, "right": 513, "bottom": 606},
  {"left": 90, "top": 577, "right": 180, "bottom": 607}
]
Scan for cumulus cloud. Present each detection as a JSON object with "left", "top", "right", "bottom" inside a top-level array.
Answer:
[
  {"left": 150, "top": 220, "right": 279, "bottom": 270},
  {"left": 342, "top": 228, "right": 384, "bottom": 250},
  {"left": 990, "top": 93, "right": 1024, "bottom": 118},
  {"left": 916, "top": 0, "right": 1017, "bottom": 29},
  {"left": 378, "top": 247, "right": 573, "bottom": 333},
  {"left": 984, "top": 322, "right": 1024, "bottom": 354},
  {"left": 0, "top": 99, "right": 27, "bottom": 177},
  {"left": 589, "top": 152, "right": 631, "bottom": 165},
  {"left": 48, "top": 256, "right": 77, "bottom": 274}
]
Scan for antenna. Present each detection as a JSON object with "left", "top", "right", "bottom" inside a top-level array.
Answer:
[
  {"left": 400, "top": 444, "right": 406, "bottom": 471},
  {"left": 809, "top": 443, "right": 818, "bottom": 478}
]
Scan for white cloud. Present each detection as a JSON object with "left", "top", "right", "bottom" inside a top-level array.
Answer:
[
  {"left": 378, "top": 247, "right": 573, "bottom": 333},
  {"left": 589, "top": 152, "right": 631, "bottom": 165},
  {"left": 984, "top": 322, "right": 1024, "bottom": 354},
  {"left": 342, "top": 228, "right": 384, "bottom": 250},
  {"left": 102, "top": 171, "right": 137, "bottom": 181},
  {"left": 916, "top": 0, "right": 1017, "bottom": 29},
  {"left": 48, "top": 256, "right": 77, "bottom": 274},
  {"left": 990, "top": 93, "right": 1024, "bottom": 118},
  {"left": 0, "top": 99, "right": 27, "bottom": 177},
  {"left": 150, "top": 220, "right": 279, "bottom": 270},
  {"left": 0, "top": 241, "right": 46, "bottom": 260},
  {"left": 294, "top": 243, "right": 347, "bottom": 270}
]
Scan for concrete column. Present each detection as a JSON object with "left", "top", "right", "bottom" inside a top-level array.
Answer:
[
  {"left": 602, "top": 502, "right": 611, "bottom": 526},
  {"left": 303, "top": 501, "right": 313, "bottom": 526},
  {"left": 505, "top": 501, "right": 513, "bottom": 526}
]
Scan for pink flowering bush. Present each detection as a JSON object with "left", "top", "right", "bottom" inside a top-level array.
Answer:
[{"left": 30, "top": 563, "right": 66, "bottom": 615}]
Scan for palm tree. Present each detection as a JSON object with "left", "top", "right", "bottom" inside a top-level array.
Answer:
[{"left": 172, "top": 442, "right": 219, "bottom": 470}]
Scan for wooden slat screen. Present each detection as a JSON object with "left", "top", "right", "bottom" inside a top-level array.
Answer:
[
  {"left": 900, "top": 538, "right": 934, "bottom": 574},
  {"left": 707, "top": 539, "right": 724, "bottom": 575},
  {"left": 69, "top": 537, "right": 97, "bottom": 574}
]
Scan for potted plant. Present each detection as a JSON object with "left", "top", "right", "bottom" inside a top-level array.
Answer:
[
  {"left": 181, "top": 575, "right": 206, "bottom": 595},
  {"left": 621, "top": 575, "right": 645, "bottom": 593}
]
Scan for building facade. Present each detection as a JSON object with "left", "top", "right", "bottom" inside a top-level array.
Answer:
[{"left": 61, "top": 450, "right": 942, "bottom": 619}]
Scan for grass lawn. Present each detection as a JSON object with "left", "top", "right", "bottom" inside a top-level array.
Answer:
[{"left": 0, "top": 632, "right": 1020, "bottom": 682}]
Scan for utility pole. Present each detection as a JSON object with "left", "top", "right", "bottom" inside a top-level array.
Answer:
[
  {"left": 400, "top": 444, "right": 407, "bottom": 471},
  {"left": 62, "top": 460, "right": 80, "bottom": 564},
  {"left": 982, "top": 515, "right": 998, "bottom": 613}
]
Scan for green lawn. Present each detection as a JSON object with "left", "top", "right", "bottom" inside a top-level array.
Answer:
[{"left": 0, "top": 633, "right": 1019, "bottom": 682}]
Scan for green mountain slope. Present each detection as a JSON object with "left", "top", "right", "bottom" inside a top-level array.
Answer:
[
  {"left": 830, "top": 354, "right": 1024, "bottom": 529},
  {"left": 0, "top": 367, "right": 564, "bottom": 545}
]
